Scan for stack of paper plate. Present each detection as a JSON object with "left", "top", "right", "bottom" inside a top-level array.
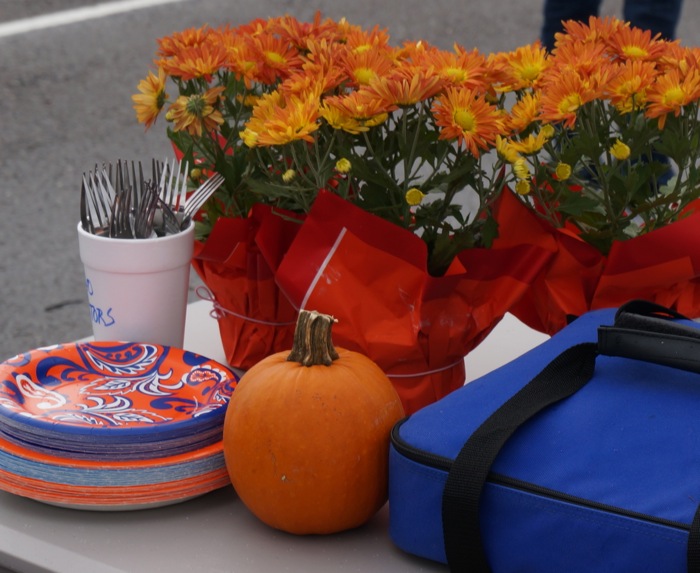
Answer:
[{"left": 0, "top": 341, "right": 238, "bottom": 510}]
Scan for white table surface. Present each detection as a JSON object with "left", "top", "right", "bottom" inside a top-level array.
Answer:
[{"left": 0, "top": 300, "right": 548, "bottom": 573}]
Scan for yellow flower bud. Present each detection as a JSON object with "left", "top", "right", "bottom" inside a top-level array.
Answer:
[
  {"left": 515, "top": 179, "right": 531, "bottom": 195},
  {"left": 541, "top": 124, "right": 556, "bottom": 139},
  {"left": 610, "top": 139, "right": 631, "bottom": 161},
  {"left": 335, "top": 158, "right": 351, "bottom": 173},
  {"left": 190, "top": 168, "right": 203, "bottom": 181},
  {"left": 555, "top": 162, "right": 572, "bottom": 181},
  {"left": 513, "top": 158, "right": 531, "bottom": 180},
  {"left": 496, "top": 135, "right": 520, "bottom": 164},
  {"left": 240, "top": 128, "right": 259, "bottom": 148},
  {"left": 282, "top": 169, "right": 296, "bottom": 183},
  {"left": 405, "top": 187, "right": 426, "bottom": 206}
]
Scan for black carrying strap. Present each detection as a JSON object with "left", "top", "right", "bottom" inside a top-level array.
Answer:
[
  {"left": 600, "top": 301, "right": 700, "bottom": 373},
  {"left": 442, "top": 301, "right": 700, "bottom": 573},
  {"left": 441, "top": 343, "right": 598, "bottom": 572}
]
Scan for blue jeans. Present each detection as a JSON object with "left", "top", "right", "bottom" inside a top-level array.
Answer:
[{"left": 541, "top": 0, "right": 683, "bottom": 50}]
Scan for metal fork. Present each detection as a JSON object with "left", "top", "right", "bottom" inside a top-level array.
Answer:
[
  {"left": 156, "top": 197, "right": 181, "bottom": 236},
  {"left": 159, "top": 158, "right": 189, "bottom": 213},
  {"left": 80, "top": 174, "right": 96, "bottom": 234},
  {"left": 81, "top": 168, "right": 114, "bottom": 235},
  {"left": 180, "top": 173, "right": 225, "bottom": 228},
  {"left": 82, "top": 159, "right": 190, "bottom": 238},
  {"left": 133, "top": 180, "right": 159, "bottom": 238},
  {"left": 109, "top": 162, "right": 135, "bottom": 238}
]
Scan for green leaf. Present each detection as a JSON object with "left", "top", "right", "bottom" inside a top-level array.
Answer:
[
  {"left": 555, "top": 192, "right": 600, "bottom": 218},
  {"left": 479, "top": 215, "right": 499, "bottom": 248}
]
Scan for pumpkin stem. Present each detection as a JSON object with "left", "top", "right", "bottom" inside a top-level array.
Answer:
[{"left": 287, "top": 310, "right": 340, "bottom": 367}]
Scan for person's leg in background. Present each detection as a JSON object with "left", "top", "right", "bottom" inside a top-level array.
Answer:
[{"left": 622, "top": 0, "right": 683, "bottom": 39}]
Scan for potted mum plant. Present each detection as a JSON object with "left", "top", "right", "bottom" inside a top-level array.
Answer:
[
  {"left": 133, "top": 14, "right": 552, "bottom": 413},
  {"left": 492, "top": 16, "right": 700, "bottom": 333}
]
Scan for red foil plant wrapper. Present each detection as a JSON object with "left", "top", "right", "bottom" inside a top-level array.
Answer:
[
  {"left": 495, "top": 189, "right": 700, "bottom": 335},
  {"left": 191, "top": 204, "right": 301, "bottom": 370},
  {"left": 275, "top": 192, "right": 552, "bottom": 415},
  {"left": 493, "top": 189, "right": 606, "bottom": 334},
  {"left": 592, "top": 202, "right": 700, "bottom": 315}
]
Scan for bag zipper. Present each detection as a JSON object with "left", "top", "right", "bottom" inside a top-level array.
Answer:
[{"left": 390, "top": 419, "right": 691, "bottom": 533}]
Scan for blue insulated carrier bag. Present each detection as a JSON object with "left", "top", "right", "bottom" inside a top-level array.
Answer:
[{"left": 388, "top": 301, "right": 700, "bottom": 572}]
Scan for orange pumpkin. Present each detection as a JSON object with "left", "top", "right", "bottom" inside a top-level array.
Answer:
[{"left": 223, "top": 309, "right": 405, "bottom": 534}]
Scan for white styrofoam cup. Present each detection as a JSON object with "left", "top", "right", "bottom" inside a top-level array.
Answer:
[{"left": 77, "top": 221, "right": 195, "bottom": 348}]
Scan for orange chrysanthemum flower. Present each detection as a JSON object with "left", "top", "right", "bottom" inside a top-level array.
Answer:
[
  {"left": 302, "top": 36, "right": 343, "bottom": 71},
  {"left": 167, "top": 86, "right": 225, "bottom": 137},
  {"left": 249, "top": 33, "right": 305, "bottom": 84},
  {"left": 539, "top": 69, "right": 597, "bottom": 128},
  {"left": 365, "top": 66, "right": 442, "bottom": 107},
  {"left": 547, "top": 39, "right": 609, "bottom": 82},
  {"left": 267, "top": 12, "right": 340, "bottom": 50},
  {"left": 606, "top": 24, "right": 667, "bottom": 62},
  {"left": 206, "top": 27, "right": 260, "bottom": 87},
  {"left": 656, "top": 41, "right": 690, "bottom": 71},
  {"left": 344, "top": 24, "right": 392, "bottom": 55},
  {"left": 325, "top": 90, "right": 393, "bottom": 122},
  {"left": 605, "top": 60, "right": 657, "bottom": 112},
  {"left": 395, "top": 39, "right": 432, "bottom": 62},
  {"left": 158, "top": 41, "right": 229, "bottom": 81},
  {"left": 281, "top": 62, "right": 338, "bottom": 97},
  {"left": 251, "top": 93, "right": 321, "bottom": 146},
  {"left": 157, "top": 25, "right": 210, "bottom": 58},
  {"left": 646, "top": 68, "right": 700, "bottom": 128},
  {"left": 341, "top": 46, "right": 395, "bottom": 87},
  {"left": 542, "top": 42, "right": 615, "bottom": 106},
  {"left": 416, "top": 45, "right": 488, "bottom": 90},
  {"left": 494, "top": 42, "right": 549, "bottom": 91},
  {"left": 555, "top": 16, "right": 623, "bottom": 50},
  {"left": 239, "top": 91, "right": 283, "bottom": 146},
  {"left": 506, "top": 91, "right": 541, "bottom": 133},
  {"left": 320, "top": 99, "right": 368, "bottom": 134},
  {"left": 230, "top": 18, "right": 271, "bottom": 41},
  {"left": 132, "top": 68, "right": 168, "bottom": 128},
  {"left": 682, "top": 47, "right": 700, "bottom": 77},
  {"left": 432, "top": 87, "right": 505, "bottom": 157}
]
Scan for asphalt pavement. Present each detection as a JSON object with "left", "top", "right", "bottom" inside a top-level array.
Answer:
[{"left": 2, "top": 0, "right": 700, "bottom": 361}]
